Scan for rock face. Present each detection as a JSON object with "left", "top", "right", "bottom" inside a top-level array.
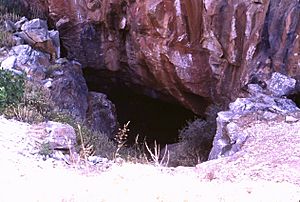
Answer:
[
  {"left": 0, "top": 18, "right": 119, "bottom": 138},
  {"left": 209, "top": 72, "right": 300, "bottom": 160},
  {"left": 86, "top": 92, "right": 119, "bottom": 138},
  {"left": 23, "top": 0, "right": 300, "bottom": 114}
]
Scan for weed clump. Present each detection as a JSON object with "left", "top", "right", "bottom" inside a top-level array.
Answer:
[
  {"left": 3, "top": 79, "right": 53, "bottom": 123},
  {"left": 51, "top": 112, "right": 117, "bottom": 160},
  {"left": 0, "top": 1, "right": 21, "bottom": 48},
  {"left": 0, "top": 69, "right": 25, "bottom": 111}
]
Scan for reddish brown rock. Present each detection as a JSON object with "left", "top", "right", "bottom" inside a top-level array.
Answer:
[{"left": 24, "top": 0, "right": 300, "bottom": 115}]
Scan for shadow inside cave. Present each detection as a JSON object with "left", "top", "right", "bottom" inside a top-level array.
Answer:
[{"left": 83, "top": 69, "right": 197, "bottom": 146}]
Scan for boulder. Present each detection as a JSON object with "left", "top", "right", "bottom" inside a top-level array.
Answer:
[
  {"left": 11, "top": 45, "right": 51, "bottom": 70},
  {"left": 44, "top": 60, "right": 118, "bottom": 137},
  {"left": 266, "top": 72, "right": 296, "bottom": 97},
  {"left": 0, "top": 56, "right": 16, "bottom": 70},
  {"left": 43, "top": 121, "right": 77, "bottom": 151},
  {"left": 46, "top": 60, "right": 89, "bottom": 121},
  {"left": 14, "top": 17, "right": 29, "bottom": 31},
  {"left": 0, "top": 45, "right": 50, "bottom": 79},
  {"left": 33, "top": 121, "right": 77, "bottom": 161},
  {"left": 86, "top": 92, "right": 118, "bottom": 138}
]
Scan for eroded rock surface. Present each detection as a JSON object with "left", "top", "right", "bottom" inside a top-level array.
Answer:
[{"left": 23, "top": 0, "right": 300, "bottom": 114}]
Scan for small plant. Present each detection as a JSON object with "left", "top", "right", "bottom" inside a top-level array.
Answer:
[
  {"left": 23, "top": 80, "right": 53, "bottom": 119},
  {"left": 145, "top": 141, "right": 169, "bottom": 167},
  {"left": 3, "top": 103, "right": 44, "bottom": 123},
  {"left": 78, "top": 124, "right": 95, "bottom": 158},
  {"left": 0, "top": 69, "right": 25, "bottom": 111},
  {"left": 77, "top": 124, "right": 92, "bottom": 171},
  {"left": 0, "top": 30, "right": 15, "bottom": 47},
  {"left": 38, "top": 142, "right": 53, "bottom": 158},
  {"left": 2, "top": 79, "right": 53, "bottom": 123},
  {"left": 114, "top": 121, "right": 130, "bottom": 158},
  {"left": 45, "top": 64, "right": 63, "bottom": 78}
]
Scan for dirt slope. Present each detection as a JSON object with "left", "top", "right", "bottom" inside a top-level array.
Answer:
[{"left": 0, "top": 116, "right": 299, "bottom": 201}]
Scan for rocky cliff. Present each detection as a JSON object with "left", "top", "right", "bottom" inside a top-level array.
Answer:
[{"left": 23, "top": 0, "right": 300, "bottom": 114}]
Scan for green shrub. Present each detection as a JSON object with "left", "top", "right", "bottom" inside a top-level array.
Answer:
[
  {"left": 0, "top": 69, "right": 25, "bottom": 111},
  {"left": 165, "top": 118, "right": 216, "bottom": 167}
]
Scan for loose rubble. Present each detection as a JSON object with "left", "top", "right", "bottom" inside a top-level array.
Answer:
[{"left": 209, "top": 72, "right": 300, "bottom": 160}]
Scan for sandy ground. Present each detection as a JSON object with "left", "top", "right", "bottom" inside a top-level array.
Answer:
[{"left": 0, "top": 116, "right": 300, "bottom": 202}]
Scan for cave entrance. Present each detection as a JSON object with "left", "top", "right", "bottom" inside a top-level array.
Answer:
[
  {"left": 83, "top": 69, "right": 197, "bottom": 146},
  {"left": 288, "top": 93, "right": 300, "bottom": 109}
]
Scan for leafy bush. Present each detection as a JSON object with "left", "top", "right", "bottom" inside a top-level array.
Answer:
[{"left": 0, "top": 69, "right": 25, "bottom": 111}]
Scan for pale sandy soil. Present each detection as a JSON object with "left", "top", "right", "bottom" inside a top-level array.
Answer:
[{"left": 0, "top": 116, "right": 299, "bottom": 202}]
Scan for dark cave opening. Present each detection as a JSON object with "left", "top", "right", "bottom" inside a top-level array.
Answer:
[
  {"left": 288, "top": 93, "right": 300, "bottom": 109},
  {"left": 83, "top": 69, "right": 197, "bottom": 146}
]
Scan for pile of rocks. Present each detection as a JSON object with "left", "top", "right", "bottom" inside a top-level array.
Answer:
[
  {"left": 4, "top": 17, "right": 60, "bottom": 59},
  {"left": 209, "top": 72, "right": 300, "bottom": 160}
]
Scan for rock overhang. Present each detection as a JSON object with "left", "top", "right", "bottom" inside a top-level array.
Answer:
[{"left": 21, "top": 0, "right": 300, "bottom": 116}]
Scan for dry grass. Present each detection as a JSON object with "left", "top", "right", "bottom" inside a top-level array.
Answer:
[{"left": 145, "top": 141, "right": 169, "bottom": 166}]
